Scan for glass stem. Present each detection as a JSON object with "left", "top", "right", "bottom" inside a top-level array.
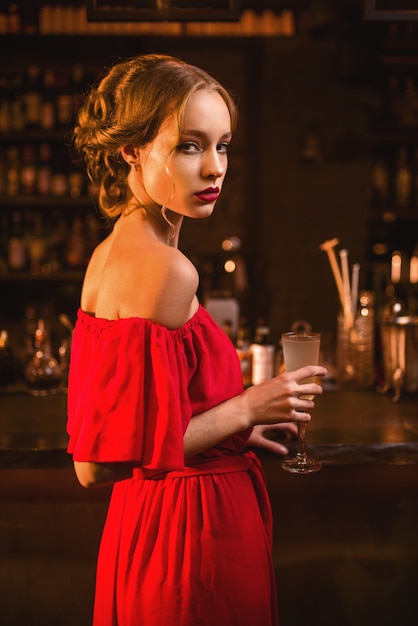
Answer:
[{"left": 297, "top": 421, "right": 307, "bottom": 460}]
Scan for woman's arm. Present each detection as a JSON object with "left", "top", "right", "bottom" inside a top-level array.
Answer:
[
  {"left": 183, "top": 365, "right": 326, "bottom": 458},
  {"left": 73, "top": 461, "right": 133, "bottom": 489},
  {"left": 74, "top": 365, "right": 326, "bottom": 487}
]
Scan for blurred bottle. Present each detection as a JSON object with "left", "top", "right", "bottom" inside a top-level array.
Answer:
[
  {"left": 27, "top": 212, "right": 47, "bottom": 274},
  {"left": 0, "top": 150, "right": 6, "bottom": 197},
  {"left": 250, "top": 319, "right": 275, "bottom": 385},
  {"left": 71, "top": 62, "right": 85, "bottom": 112},
  {"left": 370, "top": 156, "right": 389, "bottom": 209},
  {"left": 40, "top": 68, "right": 56, "bottom": 131},
  {"left": 46, "top": 209, "right": 68, "bottom": 272},
  {"left": 25, "top": 318, "right": 62, "bottom": 395},
  {"left": 50, "top": 151, "right": 69, "bottom": 197},
  {"left": 68, "top": 169, "right": 84, "bottom": 199},
  {"left": 6, "top": 144, "right": 21, "bottom": 196},
  {"left": 10, "top": 74, "right": 24, "bottom": 131},
  {"left": 337, "top": 291, "right": 376, "bottom": 389},
  {"left": 399, "top": 76, "right": 418, "bottom": 126},
  {"left": 8, "top": 2, "right": 21, "bottom": 33},
  {"left": 37, "top": 142, "right": 52, "bottom": 196},
  {"left": 23, "top": 64, "right": 42, "bottom": 129},
  {"left": 22, "top": 305, "right": 37, "bottom": 366},
  {"left": 0, "top": 329, "right": 16, "bottom": 386},
  {"left": 0, "top": 214, "right": 9, "bottom": 273},
  {"left": 65, "top": 216, "right": 87, "bottom": 268},
  {"left": 394, "top": 147, "right": 412, "bottom": 208},
  {"left": 8, "top": 210, "right": 27, "bottom": 271},
  {"left": 20, "top": 143, "right": 37, "bottom": 195},
  {"left": 235, "top": 318, "right": 253, "bottom": 387}
]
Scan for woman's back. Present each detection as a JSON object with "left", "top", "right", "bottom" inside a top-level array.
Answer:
[{"left": 80, "top": 209, "right": 199, "bottom": 327}]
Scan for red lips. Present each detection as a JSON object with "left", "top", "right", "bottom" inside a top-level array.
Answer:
[{"left": 195, "top": 187, "right": 220, "bottom": 203}]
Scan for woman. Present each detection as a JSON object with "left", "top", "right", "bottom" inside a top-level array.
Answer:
[{"left": 67, "top": 53, "right": 326, "bottom": 626}]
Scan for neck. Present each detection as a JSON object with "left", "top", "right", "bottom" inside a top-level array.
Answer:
[{"left": 122, "top": 199, "right": 184, "bottom": 248}]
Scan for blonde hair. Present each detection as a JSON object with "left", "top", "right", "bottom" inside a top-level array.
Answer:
[{"left": 72, "top": 53, "right": 238, "bottom": 219}]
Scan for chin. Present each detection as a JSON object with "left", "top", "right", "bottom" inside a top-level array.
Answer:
[
  {"left": 195, "top": 209, "right": 215, "bottom": 220},
  {"left": 194, "top": 203, "right": 217, "bottom": 219}
]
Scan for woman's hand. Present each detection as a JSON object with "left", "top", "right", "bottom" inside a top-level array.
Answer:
[
  {"left": 242, "top": 365, "right": 327, "bottom": 428},
  {"left": 247, "top": 422, "right": 298, "bottom": 456},
  {"left": 184, "top": 365, "right": 327, "bottom": 459}
]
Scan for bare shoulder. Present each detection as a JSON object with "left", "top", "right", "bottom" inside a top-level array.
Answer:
[
  {"left": 94, "top": 237, "right": 199, "bottom": 328},
  {"left": 84, "top": 214, "right": 200, "bottom": 328},
  {"left": 124, "top": 244, "right": 199, "bottom": 329}
]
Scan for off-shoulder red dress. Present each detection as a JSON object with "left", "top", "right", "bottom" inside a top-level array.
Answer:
[{"left": 67, "top": 304, "right": 279, "bottom": 626}]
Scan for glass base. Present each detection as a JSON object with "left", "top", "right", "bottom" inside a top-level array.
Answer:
[{"left": 281, "top": 455, "right": 322, "bottom": 474}]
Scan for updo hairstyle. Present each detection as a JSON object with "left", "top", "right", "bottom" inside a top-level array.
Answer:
[{"left": 72, "top": 53, "right": 238, "bottom": 219}]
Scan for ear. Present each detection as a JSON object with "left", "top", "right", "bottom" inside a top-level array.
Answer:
[{"left": 121, "top": 145, "right": 140, "bottom": 166}]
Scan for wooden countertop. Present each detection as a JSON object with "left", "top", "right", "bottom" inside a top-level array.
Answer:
[
  {"left": 302, "top": 386, "right": 418, "bottom": 465},
  {"left": 0, "top": 385, "right": 417, "bottom": 468}
]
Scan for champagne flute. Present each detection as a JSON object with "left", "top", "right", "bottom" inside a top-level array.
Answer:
[{"left": 281, "top": 331, "right": 322, "bottom": 474}]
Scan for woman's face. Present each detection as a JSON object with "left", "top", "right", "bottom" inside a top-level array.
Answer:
[{"left": 133, "top": 89, "right": 232, "bottom": 219}]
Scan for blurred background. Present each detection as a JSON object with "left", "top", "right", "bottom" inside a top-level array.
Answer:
[{"left": 2, "top": 0, "right": 417, "bottom": 360}]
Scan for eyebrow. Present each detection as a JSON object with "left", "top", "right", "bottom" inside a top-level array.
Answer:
[{"left": 180, "top": 129, "right": 232, "bottom": 141}]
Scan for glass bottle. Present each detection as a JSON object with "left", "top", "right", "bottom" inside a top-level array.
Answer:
[
  {"left": 355, "top": 291, "right": 376, "bottom": 388},
  {"left": 23, "top": 64, "right": 42, "bottom": 129},
  {"left": 20, "top": 143, "right": 37, "bottom": 195},
  {"left": 0, "top": 330, "right": 16, "bottom": 386},
  {"left": 236, "top": 318, "right": 253, "bottom": 387},
  {"left": 27, "top": 212, "right": 47, "bottom": 274},
  {"left": 24, "top": 318, "right": 62, "bottom": 395},
  {"left": 37, "top": 142, "right": 52, "bottom": 196},
  {"left": 336, "top": 291, "right": 375, "bottom": 389},
  {"left": 6, "top": 144, "right": 21, "bottom": 197},
  {"left": 250, "top": 319, "right": 275, "bottom": 385},
  {"left": 65, "top": 216, "right": 87, "bottom": 269},
  {"left": 8, "top": 210, "right": 27, "bottom": 271},
  {"left": 40, "top": 68, "right": 56, "bottom": 131}
]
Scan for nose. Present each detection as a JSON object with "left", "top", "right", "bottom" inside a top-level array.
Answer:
[{"left": 203, "top": 148, "right": 225, "bottom": 180}]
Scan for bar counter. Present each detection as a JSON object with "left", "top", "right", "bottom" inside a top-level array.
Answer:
[{"left": 1, "top": 385, "right": 417, "bottom": 468}]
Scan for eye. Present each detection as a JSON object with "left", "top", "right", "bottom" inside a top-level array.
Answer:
[
  {"left": 217, "top": 142, "right": 229, "bottom": 154},
  {"left": 177, "top": 142, "right": 202, "bottom": 154}
]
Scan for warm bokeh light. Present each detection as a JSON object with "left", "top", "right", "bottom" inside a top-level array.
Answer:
[
  {"left": 410, "top": 255, "right": 418, "bottom": 284},
  {"left": 391, "top": 251, "right": 402, "bottom": 284},
  {"left": 224, "top": 259, "right": 236, "bottom": 273}
]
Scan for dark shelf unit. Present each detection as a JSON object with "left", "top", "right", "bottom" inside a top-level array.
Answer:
[{"left": 367, "top": 22, "right": 418, "bottom": 309}]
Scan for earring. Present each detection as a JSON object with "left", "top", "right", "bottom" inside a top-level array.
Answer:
[{"left": 129, "top": 161, "right": 138, "bottom": 171}]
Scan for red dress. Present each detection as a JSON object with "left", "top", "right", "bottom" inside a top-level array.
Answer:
[{"left": 67, "top": 304, "right": 279, "bottom": 626}]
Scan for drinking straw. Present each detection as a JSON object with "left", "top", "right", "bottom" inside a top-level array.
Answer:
[
  {"left": 319, "top": 238, "right": 345, "bottom": 311},
  {"left": 351, "top": 263, "right": 360, "bottom": 315},
  {"left": 339, "top": 249, "right": 353, "bottom": 327}
]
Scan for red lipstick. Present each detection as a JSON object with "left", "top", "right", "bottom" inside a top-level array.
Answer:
[{"left": 195, "top": 187, "right": 220, "bottom": 203}]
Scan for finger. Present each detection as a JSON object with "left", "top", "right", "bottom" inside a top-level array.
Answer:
[
  {"left": 259, "top": 437, "right": 289, "bottom": 456},
  {"left": 291, "top": 409, "right": 312, "bottom": 422},
  {"left": 285, "top": 366, "right": 327, "bottom": 382},
  {"left": 291, "top": 395, "right": 315, "bottom": 410},
  {"left": 297, "top": 382, "right": 323, "bottom": 397}
]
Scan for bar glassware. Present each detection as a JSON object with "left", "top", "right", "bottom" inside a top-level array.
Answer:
[{"left": 281, "top": 331, "right": 322, "bottom": 474}]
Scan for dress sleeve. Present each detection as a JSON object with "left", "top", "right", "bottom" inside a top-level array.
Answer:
[{"left": 66, "top": 314, "right": 192, "bottom": 475}]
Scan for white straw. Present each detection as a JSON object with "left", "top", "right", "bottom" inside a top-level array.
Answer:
[
  {"left": 319, "top": 238, "right": 345, "bottom": 311},
  {"left": 339, "top": 249, "right": 353, "bottom": 327},
  {"left": 351, "top": 263, "right": 360, "bottom": 315}
]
